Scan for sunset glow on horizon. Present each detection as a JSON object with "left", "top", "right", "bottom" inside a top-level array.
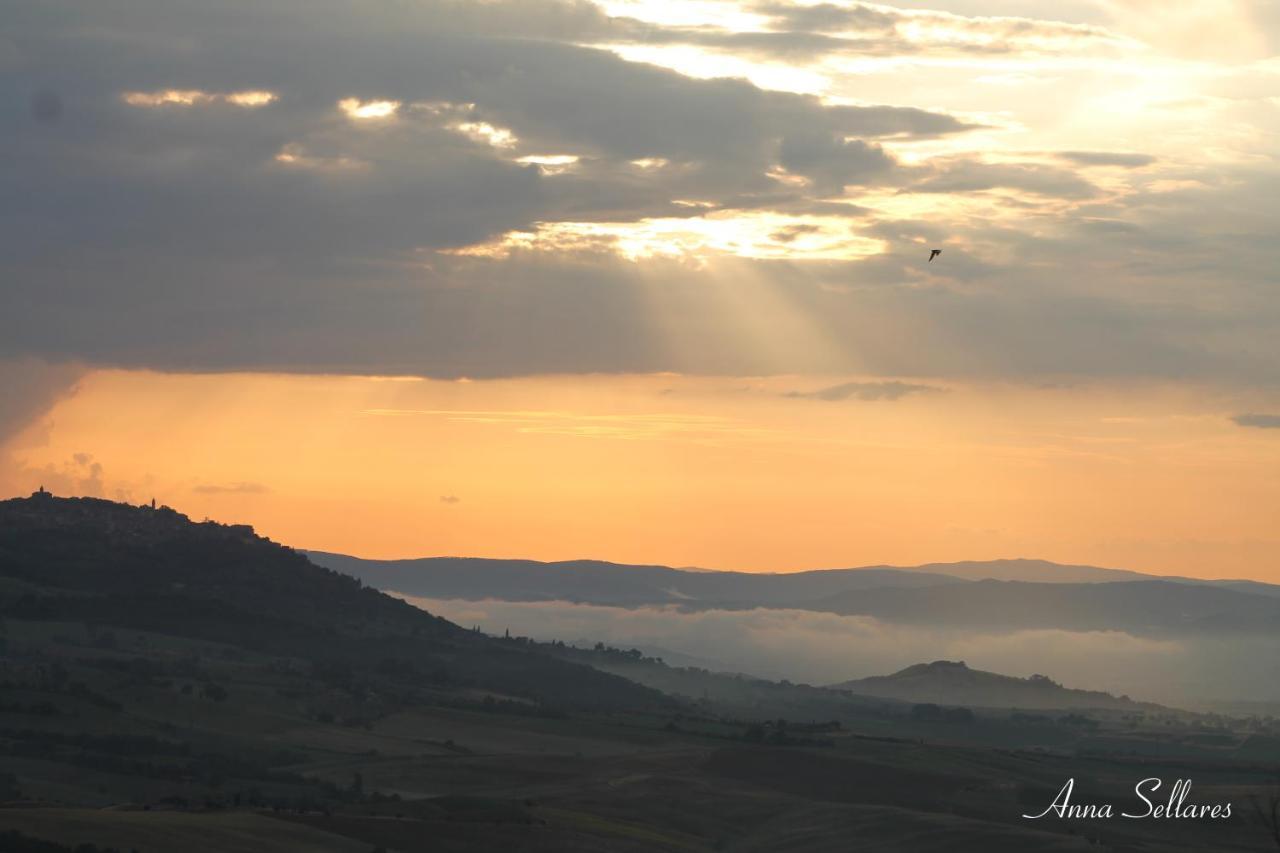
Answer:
[{"left": 4, "top": 368, "right": 1278, "bottom": 581}]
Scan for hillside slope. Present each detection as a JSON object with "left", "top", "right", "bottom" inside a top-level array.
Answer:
[{"left": 0, "top": 493, "right": 668, "bottom": 712}]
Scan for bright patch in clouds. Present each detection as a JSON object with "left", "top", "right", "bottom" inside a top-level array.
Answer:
[
  {"left": 516, "top": 154, "right": 581, "bottom": 174},
  {"left": 450, "top": 120, "right": 519, "bottom": 148},
  {"left": 603, "top": 44, "right": 831, "bottom": 95},
  {"left": 447, "top": 213, "right": 885, "bottom": 261},
  {"left": 224, "top": 91, "right": 278, "bottom": 107},
  {"left": 122, "top": 89, "right": 277, "bottom": 107},
  {"left": 598, "top": 0, "right": 768, "bottom": 30},
  {"left": 338, "top": 98, "right": 401, "bottom": 119},
  {"left": 273, "top": 144, "right": 367, "bottom": 171}
]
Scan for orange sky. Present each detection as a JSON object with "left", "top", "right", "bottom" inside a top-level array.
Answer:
[{"left": 4, "top": 369, "right": 1277, "bottom": 581}]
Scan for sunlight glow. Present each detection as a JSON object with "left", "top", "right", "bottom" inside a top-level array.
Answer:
[
  {"left": 122, "top": 89, "right": 278, "bottom": 108},
  {"left": 516, "top": 154, "right": 581, "bottom": 174},
  {"left": 443, "top": 213, "right": 885, "bottom": 262},
  {"left": 223, "top": 90, "right": 278, "bottom": 107},
  {"left": 597, "top": 0, "right": 768, "bottom": 31},
  {"left": 16, "top": 371, "right": 1280, "bottom": 579},
  {"left": 273, "top": 144, "right": 367, "bottom": 171},
  {"left": 600, "top": 44, "right": 830, "bottom": 95},
  {"left": 338, "top": 98, "right": 401, "bottom": 119},
  {"left": 450, "top": 120, "right": 518, "bottom": 148}
]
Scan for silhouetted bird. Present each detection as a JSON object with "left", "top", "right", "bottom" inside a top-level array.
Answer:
[{"left": 928, "top": 249, "right": 942, "bottom": 262}]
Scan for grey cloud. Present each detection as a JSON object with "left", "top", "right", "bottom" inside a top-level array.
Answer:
[
  {"left": 751, "top": 2, "right": 899, "bottom": 33},
  {"left": 640, "top": 2, "right": 1125, "bottom": 60},
  {"left": 3, "top": 219, "right": 1279, "bottom": 383},
  {"left": 784, "top": 380, "right": 943, "bottom": 402},
  {"left": 909, "top": 160, "right": 1100, "bottom": 198},
  {"left": 0, "top": 359, "right": 88, "bottom": 497},
  {"left": 1232, "top": 413, "right": 1280, "bottom": 429},
  {"left": 778, "top": 132, "right": 896, "bottom": 190},
  {"left": 29, "top": 90, "right": 63, "bottom": 124},
  {"left": 0, "top": 0, "right": 976, "bottom": 381},
  {"left": 440, "top": 494, "right": 461, "bottom": 504},
  {"left": 770, "top": 224, "right": 823, "bottom": 243},
  {"left": 0, "top": 359, "right": 84, "bottom": 445},
  {"left": 1, "top": 1, "right": 1278, "bottom": 387},
  {"left": 28, "top": 452, "right": 106, "bottom": 498},
  {"left": 1057, "top": 151, "right": 1156, "bottom": 168}
]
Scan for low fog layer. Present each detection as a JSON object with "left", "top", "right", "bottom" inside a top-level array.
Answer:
[{"left": 396, "top": 594, "right": 1280, "bottom": 709}]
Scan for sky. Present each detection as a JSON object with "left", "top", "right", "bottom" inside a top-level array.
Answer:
[{"left": 2, "top": 0, "right": 1279, "bottom": 579}]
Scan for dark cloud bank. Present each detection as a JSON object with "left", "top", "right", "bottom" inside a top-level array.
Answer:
[{"left": 1, "top": 0, "right": 1277, "bottom": 388}]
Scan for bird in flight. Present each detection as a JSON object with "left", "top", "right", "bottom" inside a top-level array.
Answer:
[{"left": 928, "top": 249, "right": 942, "bottom": 262}]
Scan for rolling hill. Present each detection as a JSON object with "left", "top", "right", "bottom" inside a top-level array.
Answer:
[{"left": 832, "top": 661, "right": 1157, "bottom": 711}]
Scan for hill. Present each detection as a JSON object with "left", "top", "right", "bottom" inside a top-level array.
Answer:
[
  {"left": 0, "top": 492, "right": 667, "bottom": 712},
  {"left": 832, "top": 661, "right": 1157, "bottom": 711}
]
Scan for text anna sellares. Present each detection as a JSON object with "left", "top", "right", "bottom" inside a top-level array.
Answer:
[{"left": 1023, "top": 778, "right": 1231, "bottom": 820}]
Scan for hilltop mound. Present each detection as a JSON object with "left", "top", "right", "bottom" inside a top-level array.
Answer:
[{"left": 833, "top": 660, "right": 1154, "bottom": 711}]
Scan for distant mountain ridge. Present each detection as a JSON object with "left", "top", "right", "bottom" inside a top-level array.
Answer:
[
  {"left": 832, "top": 660, "right": 1158, "bottom": 711},
  {"left": 304, "top": 552, "right": 965, "bottom": 608},
  {"left": 807, "top": 577, "right": 1280, "bottom": 634}
]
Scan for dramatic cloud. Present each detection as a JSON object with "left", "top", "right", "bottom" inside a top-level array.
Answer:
[
  {"left": 0, "top": 359, "right": 91, "bottom": 499},
  {"left": 1, "top": 0, "right": 1278, "bottom": 385},
  {"left": 0, "top": 360, "right": 84, "bottom": 445}
]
